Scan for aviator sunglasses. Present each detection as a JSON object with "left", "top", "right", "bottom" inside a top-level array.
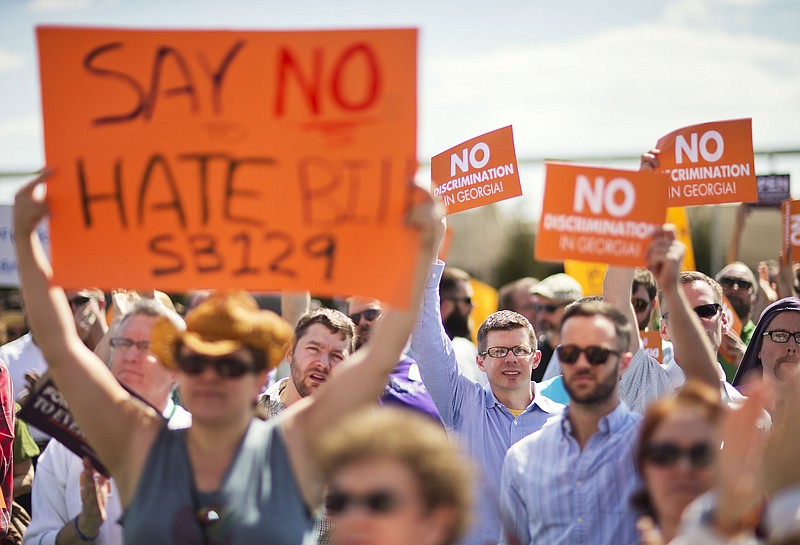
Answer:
[
  {"left": 349, "top": 308, "right": 382, "bottom": 324},
  {"left": 325, "top": 489, "right": 401, "bottom": 516},
  {"left": 176, "top": 354, "right": 258, "bottom": 379},
  {"left": 556, "top": 345, "right": 621, "bottom": 365},
  {"left": 644, "top": 442, "right": 713, "bottom": 469}
]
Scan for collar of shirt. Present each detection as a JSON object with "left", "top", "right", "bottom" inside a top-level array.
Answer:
[
  {"left": 560, "top": 400, "right": 632, "bottom": 436},
  {"left": 483, "top": 381, "right": 564, "bottom": 415}
]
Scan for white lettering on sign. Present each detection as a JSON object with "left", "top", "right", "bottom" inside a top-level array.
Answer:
[
  {"left": 675, "top": 130, "right": 725, "bottom": 164},
  {"left": 790, "top": 214, "right": 800, "bottom": 246},
  {"left": 450, "top": 142, "right": 490, "bottom": 177},
  {"left": 573, "top": 176, "right": 635, "bottom": 218}
]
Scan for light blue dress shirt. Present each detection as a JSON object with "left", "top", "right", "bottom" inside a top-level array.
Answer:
[
  {"left": 410, "top": 261, "right": 563, "bottom": 545},
  {"left": 500, "top": 402, "right": 642, "bottom": 545}
]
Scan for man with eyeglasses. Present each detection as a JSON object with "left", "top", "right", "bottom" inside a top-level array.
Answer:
[
  {"left": 25, "top": 298, "right": 191, "bottom": 545},
  {"left": 500, "top": 255, "right": 719, "bottom": 545},
  {"left": 0, "top": 289, "right": 107, "bottom": 446},
  {"left": 410, "top": 221, "right": 563, "bottom": 545},
  {"left": 714, "top": 261, "right": 758, "bottom": 380}
]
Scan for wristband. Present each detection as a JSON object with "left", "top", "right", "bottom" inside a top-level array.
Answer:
[{"left": 73, "top": 516, "right": 100, "bottom": 542}]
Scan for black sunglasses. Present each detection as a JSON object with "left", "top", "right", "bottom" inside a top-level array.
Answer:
[
  {"left": 68, "top": 295, "right": 92, "bottom": 309},
  {"left": 631, "top": 299, "right": 650, "bottom": 312},
  {"left": 534, "top": 302, "right": 565, "bottom": 314},
  {"left": 349, "top": 308, "right": 382, "bottom": 324},
  {"left": 662, "top": 303, "right": 721, "bottom": 321},
  {"left": 325, "top": 489, "right": 399, "bottom": 516},
  {"left": 644, "top": 442, "right": 713, "bottom": 469},
  {"left": 447, "top": 296, "right": 473, "bottom": 307},
  {"left": 556, "top": 344, "right": 621, "bottom": 365},
  {"left": 176, "top": 354, "right": 258, "bottom": 379},
  {"left": 719, "top": 277, "right": 753, "bottom": 291}
]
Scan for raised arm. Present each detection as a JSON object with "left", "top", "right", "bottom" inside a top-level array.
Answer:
[
  {"left": 603, "top": 266, "right": 640, "bottom": 353},
  {"left": 13, "top": 174, "right": 162, "bottom": 478},
  {"left": 647, "top": 225, "right": 719, "bottom": 390},
  {"left": 282, "top": 187, "right": 443, "bottom": 507}
]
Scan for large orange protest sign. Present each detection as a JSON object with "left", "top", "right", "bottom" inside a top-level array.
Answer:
[
  {"left": 38, "top": 26, "right": 419, "bottom": 307},
  {"left": 535, "top": 163, "right": 668, "bottom": 267},
  {"left": 781, "top": 199, "right": 800, "bottom": 265},
  {"left": 430, "top": 126, "right": 522, "bottom": 214},
  {"left": 655, "top": 118, "right": 757, "bottom": 206}
]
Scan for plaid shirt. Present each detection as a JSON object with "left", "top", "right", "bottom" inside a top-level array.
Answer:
[{"left": 256, "top": 378, "right": 335, "bottom": 545}]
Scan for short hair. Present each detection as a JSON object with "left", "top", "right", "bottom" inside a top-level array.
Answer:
[
  {"left": 632, "top": 268, "right": 657, "bottom": 301},
  {"left": 476, "top": 310, "right": 536, "bottom": 353},
  {"left": 497, "top": 277, "right": 538, "bottom": 311},
  {"left": 119, "top": 299, "right": 185, "bottom": 333},
  {"left": 440, "top": 267, "right": 471, "bottom": 300},
  {"left": 631, "top": 381, "right": 723, "bottom": 520},
  {"left": 316, "top": 407, "right": 473, "bottom": 545},
  {"left": 293, "top": 308, "right": 356, "bottom": 353},
  {"left": 657, "top": 271, "right": 722, "bottom": 314},
  {"left": 560, "top": 300, "right": 632, "bottom": 352}
]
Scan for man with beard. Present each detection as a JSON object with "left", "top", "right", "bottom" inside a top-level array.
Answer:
[
  {"left": 714, "top": 261, "right": 757, "bottom": 380},
  {"left": 632, "top": 268, "right": 657, "bottom": 331},
  {"left": 440, "top": 267, "right": 487, "bottom": 385},
  {"left": 500, "top": 227, "right": 719, "bottom": 545},
  {"left": 347, "top": 297, "right": 440, "bottom": 421},
  {"left": 531, "top": 273, "right": 583, "bottom": 381}
]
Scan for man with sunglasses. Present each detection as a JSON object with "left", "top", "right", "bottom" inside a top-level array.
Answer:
[
  {"left": 714, "top": 261, "right": 758, "bottom": 380},
  {"left": 26, "top": 298, "right": 191, "bottom": 545},
  {"left": 410, "top": 219, "right": 563, "bottom": 545},
  {"left": 632, "top": 267, "right": 657, "bottom": 331},
  {"left": 0, "top": 289, "right": 107, "bottom": 446},
  {"left": 531, "top": 273, "right": 583, "bottom": 382},
  {"left": 439, "top": 267, "right": 486, "bottom": 385}
]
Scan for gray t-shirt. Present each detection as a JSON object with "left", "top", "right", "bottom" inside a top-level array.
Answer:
[{"left": 123, "top": 419, "right": 313, "bottom": 545}]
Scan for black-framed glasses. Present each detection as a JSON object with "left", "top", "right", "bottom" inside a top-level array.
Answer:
[
  {"left": 644, "top": 442, "right": 713, "bottom": 469},
  {"left": 763, "top": 330, "right": 800, "bottom": 344},
  {"left": 534, "top": 302, "right": 566, "bottom": 314},
  {"left": 719, "top": 277, "right": 753, "bottom": 291},
  {"left": 325, "top": 489, "right": 400, "bottom": 516},
  {"left": 110, "top": 337, "right": 151, "bottom": 351},
  {"left": 68, "top": 295, "right": 92, "bottom": 310},
  {"left": 176, "top": 354, "right": 258, "bottom": 379},
  {"left": 662, "top": 303, "right": 721, "bottom": 321},
  {"left": 480, "top": 345, "right": 534, "bottom": 358},
  {"left": 447, "top": 296, "right": 473, "bottom": 307},
  {"left": 349, "top": 308, "right": 382, "bottom": 324},
  {"left": 556, "top": 345, "right": 621, "bottom": 365},
  {"left": 631, "top": 299, "right": 651, "bottom": 312}
]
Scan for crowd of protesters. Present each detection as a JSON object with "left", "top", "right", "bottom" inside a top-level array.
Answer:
[{"left": 0, "top": 149, "right": 797, "bottom": 545}]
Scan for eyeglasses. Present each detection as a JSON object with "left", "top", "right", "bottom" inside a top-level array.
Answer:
[
  {"left": 447, "top": 296, "right": 473, "bottom": 307},
  {"left": 325, "top": 489, "right": 400, "bottom": 516},
  {"left": 110, "top": 337, "right": 150, "bottom": 351},
  {"left": 763, "top": 330, "right": 800, "bottom": 344},
  {"left": 719, "top": 277, "right": 753, "bottom": 291},
  {"left": 644, "top": 442, "right": 713, "bottom": 469},
  {"left": 68, "top": 295, "right": 92, "bottom": 310},
  {"left": 176, "top": 354, "right": 259, "bottom": 379},
  {"left": 349, "top": 308, "right": 382, "bottom": 324},
  {"left": 480, "top": 345, "right": 534, "bottom": 358},
  {"left": 534, "top": 302, "right": 566, "bottom": 314},
  {"left": 662, "top": 303, "right": 721, "bottom": 321},
  {"left": 556, "top": 345, "right": 621, "bottom": 365},
  {"left": 631, "top": 299, "right": 651, "bottom": 312}
]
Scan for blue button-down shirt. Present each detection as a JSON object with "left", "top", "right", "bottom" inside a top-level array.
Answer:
[
  {"left": 410, "top": 261, "right": 563, "bottom": 545},
  {"left": 500, "top": 402, "right": 642, "bottom": 545}
]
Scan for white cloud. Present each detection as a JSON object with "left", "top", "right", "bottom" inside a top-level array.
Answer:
[
  {"left": 25, "top": 0, "right": 92, "bottom": 12},
  {"left": 0, "top": 49, "right": 24, "bottom": 72}
]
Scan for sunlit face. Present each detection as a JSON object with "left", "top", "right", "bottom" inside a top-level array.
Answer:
[
  {"left": 661, "top": 281, "right": 726, "bottom": 353},
  {"left": 759, "top": 311, "right": 800, "bottom": 383},
  {"left": 288, "top": 323, "right": 350, "bottom": 398},
  {"left": 329, "top": 458, "right": 453, "bottom": 545},
  {"left": 559, "top": 315, "right": 624, "bottom": 407},
  {"left": 176, "top": 346, "right": 266, "bottom": 425},
  {"left": 476, "top": 328, "right": 539, "bottom": 395},
  {"left": 643, "top": 408, "right": 716, "bottom": 528},
  {"left": 111, "top": 314, "right": 176, "bottom": 410}
]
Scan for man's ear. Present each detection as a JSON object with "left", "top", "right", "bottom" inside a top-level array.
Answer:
[
  {"left": 476, "top": 354, "right": 486, "bottom": 373},
  {"left": 721, "top": 308, "right": 731, "bottom": 334},
  {"left": 620, "top": 351, "right": 634, "bottom": 374},
  {"left": 440, "top": 299, "right": 454, "bottom": 319},
  {"left": 531, "top": 349, "right": 542, "bottom": 370},
  {"left": 659, "top": 318, "right": 670, "bottom": 341}
]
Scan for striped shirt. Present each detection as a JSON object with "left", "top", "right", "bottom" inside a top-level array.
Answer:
[{"left": 500, "top": 402, "right": 642, "bottom": 545}]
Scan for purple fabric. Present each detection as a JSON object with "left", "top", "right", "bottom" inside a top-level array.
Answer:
[{"left": 380, "top": 355, "right": 442, "bottom": 423}]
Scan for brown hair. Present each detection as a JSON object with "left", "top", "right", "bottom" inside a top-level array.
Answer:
[
  {"left": 657, "top": 271, "right": 722, "bottom": 316},
  {"left": 316, "top": 407, "right": 473, "bottom": 545},
  {"left": 293, "top": 308, "right": 356, "bottom": 354},
  {"left": 560, "top": 300, "right": 632, "bottom": 353},
  {"left": 631, "top": 381, "right": 723, "bottom": 520},
  {"left": 476, "top": 310, "right": 536, "bottom": 353}
]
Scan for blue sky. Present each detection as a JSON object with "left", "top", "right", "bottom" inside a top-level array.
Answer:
[{"left": 1, "top": 0, "right": 799, "bottom": 215}]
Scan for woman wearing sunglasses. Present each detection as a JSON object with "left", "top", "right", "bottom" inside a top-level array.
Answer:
[
  {"left": 316, "top": 407, "right": 472, "bottom": 545},
  {"left": 631, "top": 381, "right": 724, "bottom": 544},
  {"left": 13, "top": 173, "right": 442, "bottom": 545}
]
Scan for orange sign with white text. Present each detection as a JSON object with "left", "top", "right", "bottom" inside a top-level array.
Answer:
[
  {"left": 535, "top": 163, "right": 668, "bottom": 267},
  {"left": 431, "top": 126, "right": 522, "bottom": 214},
  {"left": 781, "top": 199, "right": 800, "bottom": 265},
  {"left": 640, "top": 330, "right": 663, "bottom": 364},
  {"left": 655, "top": 118, "right": 757, "bottom": 206},
  {"left": 38, "top": 27, "right": 420, "bottom": 307}
]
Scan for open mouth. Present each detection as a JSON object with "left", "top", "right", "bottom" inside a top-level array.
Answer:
[{"left": 309, "top": 373, "right": 328, "bottom": 383}]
